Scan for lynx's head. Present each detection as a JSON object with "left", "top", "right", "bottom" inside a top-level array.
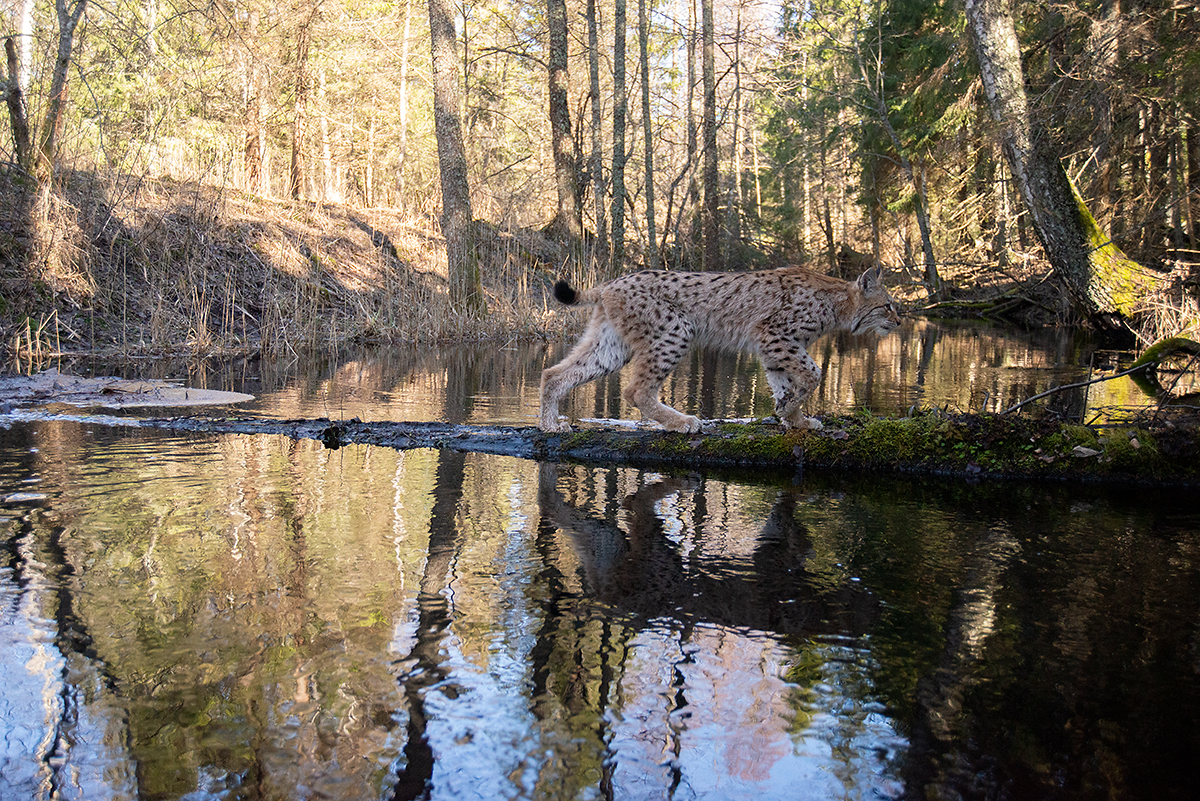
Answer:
[{"left": 849, "top": 267, "right": 901, "bottom": 337}]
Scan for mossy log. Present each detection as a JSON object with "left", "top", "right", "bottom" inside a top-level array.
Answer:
[
  {"left": 15, "top": 410, "right": 1199, "bottom": 486},
  {"left": 1129, "top": 337, "right": 1200, "bottom": 397}
]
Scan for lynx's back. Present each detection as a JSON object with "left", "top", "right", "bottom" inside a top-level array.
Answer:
[{"left": 575, "top": 265, "right": 893, "bottom": 350}]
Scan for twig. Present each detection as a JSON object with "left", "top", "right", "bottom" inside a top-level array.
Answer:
[
  {"left": 1152, "top": 352, "right": 1200, "bottom": 425},
  {"left": 999, "top": 364, "right": 1152, "bottom": 415}
]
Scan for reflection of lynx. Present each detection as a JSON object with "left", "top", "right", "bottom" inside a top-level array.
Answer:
[
  {"left": 539, "top": 266, "right": 900, "bottom": 433},
  {"left": 536, "top": 464, "right": 872, "bottom": 633}
]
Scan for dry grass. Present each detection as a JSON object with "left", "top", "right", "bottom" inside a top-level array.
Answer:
[{"left": 1, "top": 170, "right": 581, "bottom": 364}]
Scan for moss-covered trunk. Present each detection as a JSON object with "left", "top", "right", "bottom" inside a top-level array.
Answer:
[
  {"left": 965, "top": 0, "right": 1159, "bottom": 331},
  {"left": 14, "top": 411, "right": 1200, "bottom": 486}
]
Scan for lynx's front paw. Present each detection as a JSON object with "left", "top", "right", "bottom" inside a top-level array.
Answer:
[
  {"left": 782, "top": 414, "right": 823, "bottom": 431},
  {"left": 663, "top": 414, "right": 702, "bottom": 433},
  {"left": 540, "top": 416, "right": 573, "bottom": 433}
]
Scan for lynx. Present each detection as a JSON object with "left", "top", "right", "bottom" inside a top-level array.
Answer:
[{"left": 538, "top": 265, "right": 900, "bottom": 433}]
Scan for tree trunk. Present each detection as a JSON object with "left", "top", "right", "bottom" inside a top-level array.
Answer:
[
  {"left": 244, "top": 9, "right": 267, "bottom": 196},
  {"left": 853, "top": 28, "right": 941, "bottom": 297},
  {"left": 290, "top": 18, "right": 312, "bottom": 201},
  {"left": 366, "top": 91, "right": 377, "bottom": 206},
  {"left": 728, "top": 2, "right": 745, "bottom": 253},
  {"left": 547, "top": 0, "right": 581, "bottom": 241},
  {"left": 15, "top": 0, "right": 33, "bottom": 91},
  {"left": 1187, "top": 120, "right": 1198, "bottom": 246},
  {"left": 37, "top": 0, "right": 89, "bottom": 185},
  {"left": 964, "top": 0, "right": 1156, "bottom": 331},
  {"left": 398, "top": 0, "right": 413, "bottom": 201},
  {"left": 4, "top": 37, "right": 33, "bottom": 174},
  {"left": 611, "top": 0, "right": 627, "bottom": 274},
  {"left": 701, "top": 0, "right": 719, "bottom": 271},
  {"left": 428, "top": 0, "right": 482, "bottom": 313},
  {"left": 144, "top": 0, "right": 158, "bottom": 57},
  {"left": 685, "top": 0, "right": 700, "bottom": 260},
  {"left": 586, "top": 0, "right": 609, "bottom": 272},
  {"left": 318, "top": 69, "right": 340, "bottom": 203},
  {"left": 30, "top": 411, "right": 1199, "bottom": 486},
  {"left": 639, "top": 0, "right": 658, "bottom": 270}
]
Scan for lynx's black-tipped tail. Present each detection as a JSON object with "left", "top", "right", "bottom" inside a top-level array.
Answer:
[{"left": 553, "top": 280, "right": 578, "bottom": 305}]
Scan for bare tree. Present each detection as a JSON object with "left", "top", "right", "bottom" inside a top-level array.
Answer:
[
  {"left": 3, "top": 37, "right": 33, "bottom": 173},
  {"left": 612, "top": 0, "right": 628, "bottom": 273},
  {"left": 36, "top": 0, "right": 89, "bottom": 185},
  {"left": 639, "top": 0, "right": 658, "bottom": 270},
  {"left": 290, "top": 13, "right": 314, "bottom": 201},
  {"left": 701, "top": 0, "right": 718, "bottom": 270},
  {"left": 587, "top": 0, "right": 609, "bottom": 271},
  {"left": 547, "top": 0, "right": 581, "bottom": 241},
  {"left": 243, "top": 9, "right": 268, "bottom": 196},
  {"left": 428, "top": 0, "right": 483, "bottom": 312}
]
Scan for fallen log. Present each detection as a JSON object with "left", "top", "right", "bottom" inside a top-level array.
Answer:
[{"left": 7, "top": 409, "right": 1200, "bottom": 486}]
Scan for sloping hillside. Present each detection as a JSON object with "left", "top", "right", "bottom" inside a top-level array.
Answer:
[{"left": 0, "top": 171, "right": 569, "bottom": 359}]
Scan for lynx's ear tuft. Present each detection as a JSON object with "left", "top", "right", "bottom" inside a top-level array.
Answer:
[
  {"left": 855, "top": 266, "right": 884, "bottom": 293},
  {"left": 553, "top": 280, "right": 578, "bottom": 305}
]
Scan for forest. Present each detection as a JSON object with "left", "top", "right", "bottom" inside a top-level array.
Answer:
[{"left": 0, "top": 0, "right": 1198, "bottom": 356}]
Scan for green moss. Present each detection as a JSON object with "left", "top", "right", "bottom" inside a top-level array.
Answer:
[
  {"left": 1129, "top": 337, "right": 1200, "bottom": 397},
  {"left": 1066, "top": 168, "right": 1150, "bottom": 317},
  {"left": 545, "top": 411, "right": 1199, "bottom": 484}
]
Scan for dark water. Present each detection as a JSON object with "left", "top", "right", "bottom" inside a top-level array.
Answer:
[{"left": 1, "top": 321, "right": 1197, "bottom": 800}]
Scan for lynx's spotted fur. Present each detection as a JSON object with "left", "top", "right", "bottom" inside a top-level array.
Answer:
[{"left": 539, "top": 265, "right": 900, "bottom": 433}]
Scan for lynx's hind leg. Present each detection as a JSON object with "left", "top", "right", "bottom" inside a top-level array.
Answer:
[
  {"left": 620, "top": 314, "right": 701, "bottom": 433},
  {"left": 540, "top": 311, "right": 631, "bottom": 432}
]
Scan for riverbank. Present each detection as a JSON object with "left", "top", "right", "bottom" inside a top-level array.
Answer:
[{"left": 2, "top": 171, "right": 577, "bottom": 361}]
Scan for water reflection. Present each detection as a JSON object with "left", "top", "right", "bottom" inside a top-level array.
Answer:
[
  {"left": 3, "top": 321, "right": 1200, "bottom": 800},
  {"left": 533, "top": 464, "right": 902, "bottom": 798},
  {"left": 69, "top": 319, "right": 1163, "bottom": 426}
]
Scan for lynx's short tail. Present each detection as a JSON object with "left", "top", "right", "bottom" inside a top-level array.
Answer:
[{"left": 553, "top": 280, "right": 578, "bottom": 305}]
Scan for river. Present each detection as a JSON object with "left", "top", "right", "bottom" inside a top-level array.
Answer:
[{"left": 1, "top": 320, "right": 1196, "bottom": 800}]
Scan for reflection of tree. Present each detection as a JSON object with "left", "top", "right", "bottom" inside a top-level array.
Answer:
[
  {"left": 528, "top": 462, "right": 633, "bottom": 798},
  {"left": 392, "top": 448, "right": 468, "bottom": 800},
  {"left": 903, "top": 524, "right": 1019, "bottom": 798},
  {"left": 537, "top": 464, "right": 873, "bottom": 634},
  {"left": 0, "top": 427, "right": 133, "bottom": 797},
  {"left": 534, "top": 464, "right": 882, "bottom": 793}
]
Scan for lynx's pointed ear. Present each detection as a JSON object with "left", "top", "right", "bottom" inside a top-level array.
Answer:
[{"left": 855, "top": 266, "right": 884, "bottom": 293}]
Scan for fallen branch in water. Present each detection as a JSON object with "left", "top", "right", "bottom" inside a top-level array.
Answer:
[
  {"left": 999, "top": 364, "right": 1152, "bottom": 415},
  {"left": 1000, "top": 336, "right": 1200, "bottom": 415}
]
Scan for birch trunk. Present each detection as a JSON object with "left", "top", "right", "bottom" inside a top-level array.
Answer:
[
  {"left": 16, "top": 0, "right": 33, "bottom": 94},
  {"left": 964, "top": 0, "right": 1156, "bottom": 330}
]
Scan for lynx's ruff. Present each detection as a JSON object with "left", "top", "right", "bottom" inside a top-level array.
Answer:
[{"left": 539, "top": 265, "right": 900, "bottom": 433}]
